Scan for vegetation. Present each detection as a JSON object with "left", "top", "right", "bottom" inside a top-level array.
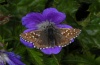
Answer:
[{"left": 0, "top": 0, "right": 100, "bottom": 65}]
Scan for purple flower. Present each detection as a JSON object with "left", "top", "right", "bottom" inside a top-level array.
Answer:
[
  {"left": 0, "top": 50, "right": 25, "bottom": 65},
  {"left": 20, "top": 8, "right": 73, "bottom": 54}
]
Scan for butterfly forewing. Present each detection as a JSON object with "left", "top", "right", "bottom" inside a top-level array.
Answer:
[
  {"left": 57, "top": 28, "right": 81, "bottom": 47},
  {"left": 60, "top": 28, "right": 81, "bottom": 40},
  {"left": 20, "top": 30, "right": 50, "bottom": 48}
]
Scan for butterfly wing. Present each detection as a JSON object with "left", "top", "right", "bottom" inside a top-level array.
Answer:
[
  {"left": 20, "top": 28, "right": 81, "bottom": 49},
  {"left": 0, "top": 14, "right": 10, "bottom": 25},
  {"left": 57, "top": 28, "right": 81, "bottom": 47},
  {"left": 20, "top": 30, "right": 50, "bottom": 49}
]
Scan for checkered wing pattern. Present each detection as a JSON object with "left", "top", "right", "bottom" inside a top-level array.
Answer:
[{"left": 20, "top": 28, "right": 81, "bottom": 49}]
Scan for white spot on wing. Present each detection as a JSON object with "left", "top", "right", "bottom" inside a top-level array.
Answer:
[
  {"left": 25, "top": 33, "right": 27, "bottom": 35},
  {"left": 32, "top": 36, "right": 34, "bottom": 38},
  {"left": 66, "top": 30, "right": 68, "bottom": 32},
  {"left": 74, "top": 29, "right": 75, "bottom": 32},
  {"left": 67, "top": 33, "right": 69, "bottom": 36},
  {"left": 70, "top": 33, "right": 72, "bottom": 35}
]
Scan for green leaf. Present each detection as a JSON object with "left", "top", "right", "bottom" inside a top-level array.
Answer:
[
  {"left": 27, "top": 48, "right": 44, "bottom": 65},
  {"left": 65, "top": 53, "right": 98, "bottom": 65}
]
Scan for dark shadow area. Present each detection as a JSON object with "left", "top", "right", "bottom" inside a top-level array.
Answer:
[{"left": 75, "top": 2, "right": 91, "bottom": 21}]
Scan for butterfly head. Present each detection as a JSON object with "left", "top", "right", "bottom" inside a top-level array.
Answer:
[{"left": 37, "top": 21, "right": 56, "bottom": 30}]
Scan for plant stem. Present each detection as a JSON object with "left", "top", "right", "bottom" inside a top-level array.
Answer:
[{"left": 52, "top": 54, "right": 60, "bottom": 65}]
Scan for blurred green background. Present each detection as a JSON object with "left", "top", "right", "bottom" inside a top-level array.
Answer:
[{"left": 0, "top": 0, "right": 100, "bottom": 65}]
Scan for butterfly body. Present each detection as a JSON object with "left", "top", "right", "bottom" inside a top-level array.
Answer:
[
  {"left": 39, "top": 24, "right": 61, "bottom": 47},
  {"left": 20, "top": 22, "right": 81, "bottom": 49}
]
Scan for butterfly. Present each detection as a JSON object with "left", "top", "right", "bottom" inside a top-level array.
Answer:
[
  {"left": 20, "top": 25, "right": 81, "bottom": 49},
  {"left": 0, "top": 12, "right": 11, "bottom": 25}
]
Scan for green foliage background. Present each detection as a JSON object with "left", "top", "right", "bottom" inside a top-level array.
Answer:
[{"left": 0, "top": 0, "right": 100, "bottom": 65}]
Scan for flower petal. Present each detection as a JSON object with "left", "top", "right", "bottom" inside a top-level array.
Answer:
[
  {"left": 6, "top": 52, "right": 25, "bottom": 65},
  {"left": 6, "top": 52, "right": 21, "bottom": 60},
  {"left": 57, "top": 24, "right": 72, "bottom": 28},
  {"left": 0, "top": 56, "right": 6, "bottom": 65},
  {"left": 23, "top": 28, "right": 37, "bottom": 33},
  {"left": 43, "top": 8, "right": 66, "bottom": 24},
  {"left": 41, "top": 47, "right": 62, "bottom": 54},
  {"left": 0, "top": 52, "right": 16, "bottom": 65},
  {"left": 22, "top": 13, "right": 44, "bottom": 28},
  {"left": 5, "top": 56, "right": 16, "bottom": 65},
  {"left": 0, "top": 63, "right": 5, "bottom": 65},
  {"left": 20, "top": 28, "right": 36, "bottom": 48},
  {"left": 20, "top": 38, "right": 34, "bottom": 48}
]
